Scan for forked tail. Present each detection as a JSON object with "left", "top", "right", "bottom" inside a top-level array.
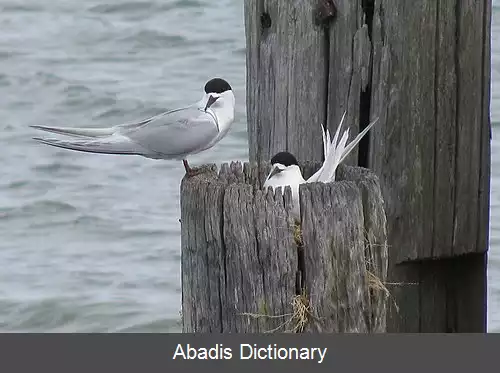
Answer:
[{"left": 308, "top": 112, "right": 379, "bottom": 183}]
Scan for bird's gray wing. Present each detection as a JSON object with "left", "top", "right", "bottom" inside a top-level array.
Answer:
[{"left": 120, "top": 105, "right": 219, "bottom": 157}]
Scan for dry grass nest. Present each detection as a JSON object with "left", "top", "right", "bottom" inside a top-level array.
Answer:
[
  {"left": 293, "top": 221, "right": 303, "bottom": 246},
  {"left": 238, "top": 293, "right": 313, "bottom": 333}
]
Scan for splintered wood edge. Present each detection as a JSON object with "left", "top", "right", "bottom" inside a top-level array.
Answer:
[
  {"left": 182, "top": 161, "right": 378, "bottom": 183},
  {"left": 181, "top": 161, "right": 384, "bottom": 223}
]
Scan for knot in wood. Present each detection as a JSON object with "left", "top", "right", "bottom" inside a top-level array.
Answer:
[
  {"left": 314, "top": 0, "right": 337, "bottom": 27},
  {"left": 260, "top": 12, "right": 272, "bottom": 30}
]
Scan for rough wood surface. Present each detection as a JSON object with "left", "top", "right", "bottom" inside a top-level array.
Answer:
[
  {"left": 337, "top": 165, "right": 388, "bottom": 332},
  {"left": 244, "top": 0, "right": 328, "bottom": 165},
  {"left": 181, "top": 163, "right": 297, "bottom": 333},
  {"left": 369, "top": 0, "right": 437, "bottom": 263},
  {"left": 300, "top": 181, "right": 367, "bottom": 333},
  {"left": 245, "top": 0, "right": 376, "bottom": 168},
  {"left": 180, "top": 162, "right": 388, "bottom": 333},
  {"left": 368, "top": 0, "right": 491, "bottom": 332},
  {"left": 327, "top": 0, "right": 370, "bottom": 166},
  {"left": 369, "top": 0, "right": 490, "bottom": 262}
]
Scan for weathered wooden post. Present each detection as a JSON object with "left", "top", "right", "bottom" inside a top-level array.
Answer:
[
  {"left": 180, "top": 162, "right": 388, "bottom": 332},
  {"left": 367, "top": 0, "right": 492, "bottom": 332},
  {"left": 242, "top": 0, "right": 491, "bottom": 333}
]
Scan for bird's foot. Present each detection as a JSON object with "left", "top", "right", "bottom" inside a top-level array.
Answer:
[
  {"left": 185, "top": 168, "right": 206, "bottom": 178},
  {"left": 183, "top": 159, "right": 206, "bottom": 178}
]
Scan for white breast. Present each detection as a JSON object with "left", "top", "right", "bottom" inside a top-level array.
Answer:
[{"left": 263, "top": 167, "right": 305, "bottom": 220}]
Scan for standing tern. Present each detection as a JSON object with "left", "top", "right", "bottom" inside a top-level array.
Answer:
[
  {"left": 263, "top": 112, "right": 379, "bottom": 219},
  {"left": 31, "top": 77, "right": 235, "bottom": 177}
]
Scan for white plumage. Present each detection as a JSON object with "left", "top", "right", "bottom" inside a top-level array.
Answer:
[
  {"left": 31, "top": 77, "right": 235, "bottom": 176},
  {"left": 263, "top": 112, "right": 379, "bottom": 219}
]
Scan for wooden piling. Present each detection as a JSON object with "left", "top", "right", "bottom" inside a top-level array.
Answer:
[
  {"left": 368, "top": 0, "right": 491, "bottom": 332},
  {"left": 180, "top": 163, "right": 388, "bottom": 333},
  {"left": 242, "top": 0, "right": 491, "bottom": 332}
]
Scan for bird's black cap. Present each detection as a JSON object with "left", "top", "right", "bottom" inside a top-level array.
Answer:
[
  {"left": 270, "top": 151, "right": 299, "bottom": 167},
  {"left": 204, "top": 78, "right": 232, "bottom": 94}
]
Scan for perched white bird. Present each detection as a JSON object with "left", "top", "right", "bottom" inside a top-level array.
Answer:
[
  {"left": 31, "top": 77, "right": 235, "bottom": 177},
  {"left": 263, "top": 112, "right": 379, "bottom": 219}
]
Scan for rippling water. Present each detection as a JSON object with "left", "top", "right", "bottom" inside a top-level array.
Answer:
[{"left": 0, "top": 0, "right": 499, "bottom": 332}]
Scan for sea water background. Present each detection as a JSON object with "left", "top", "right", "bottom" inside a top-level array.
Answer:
[{"left": 0, "top": 0, "right": 499, "bottom": 332}]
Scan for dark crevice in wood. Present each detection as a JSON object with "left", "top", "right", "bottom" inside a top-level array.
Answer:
[
  {"left": 379, "top": 1, "right": 386, "bottom": 45},
  {"left": 218, "top": 188, "right": 227, "bottom": 332},
  {"left": 323, "top": 26, "right": 331, "bottom": 162},
  {"left": 346, "top": 67, "right": 355, "bottom": 113},
  {"left": 359, "top": 0, "right": 375, "bottom": 168},
  {"left": 362, "top": 0, "right": 374, "bottom": 40},
  {"left": 451, "top": 0, "right": 461, "bottom": 256},
  {"left": 359, "top": 92, "right": 372, "bottom": 167},
  {"left": 253, "top": 195, "right": 268, "bottom": 330},
  {"left": 203, "top": 194, "right": 213, "bottom": 332},
  {"left": 296, "top": 233, "right": 306, "bottom": 297}
]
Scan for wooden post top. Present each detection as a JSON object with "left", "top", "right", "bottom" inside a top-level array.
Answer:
[{"left": 180, "top": 162, "right": 388, "bottom": 333}]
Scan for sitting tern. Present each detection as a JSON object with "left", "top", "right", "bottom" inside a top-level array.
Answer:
[
  {"left": 263, "top": 112, "right": 379, "bottom": 219},
  {"left": 31, "top": 77, "right": 235, "bottom": 177}
]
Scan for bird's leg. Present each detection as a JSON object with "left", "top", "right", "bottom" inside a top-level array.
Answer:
[
  {"left": 183, "top": 159, "right": 204, "bottom": 177},
  {"left": 183, "top": 159, "right": 192, "bottom": 174}
]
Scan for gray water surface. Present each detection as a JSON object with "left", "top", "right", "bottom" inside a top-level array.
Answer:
[{"left": 0, "top": 0, "right": 499, "bottom": 332}]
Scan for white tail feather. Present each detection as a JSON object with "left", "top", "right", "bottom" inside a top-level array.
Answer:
[
  {"left": 30, "top": 125, "right": 115, "bottom": 138},
  {"left": 308, "top": 111, "right": 348, "bottom": 182},
  {"left": 330, "top": 111, "right": 346, "bottom": 157},
  {"left": 326, "top": 128, "right": 331, "bottom": 156},
  {"left": 308, "top": 113, "right": 379, "bottom": 183},
  {"left": 321, "top": 124, "right": 328, "bottom": 160},
  {"left": 32, "top": 136, "right": 147, "bottom": 156},
  {"left": 321, "top": 128, "right": 350, "bottom": 182}
]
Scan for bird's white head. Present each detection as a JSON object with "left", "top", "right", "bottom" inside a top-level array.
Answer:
[
  {"left": 202, "top": 78, "right": 234, "bottom": 111},
  {"left": 263, "top": 151, "right": 305, "bottom": 220},
  {"left": 201, "top": 77, "right": 235, "bottom": 133},
  {"left": 264, "top": 151, "right": 304, "bottom": 186}
]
